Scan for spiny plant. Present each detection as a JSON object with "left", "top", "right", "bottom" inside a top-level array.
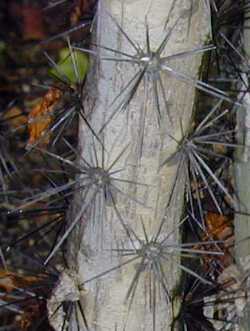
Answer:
[
  {"left": 0, "top": 30, "right": 98, "bottom": 153},
  {"left": 161, "top": 99, "right": 238, "bottom": 228},
  {"left": 75, "top": 11, "right": 236, "bottom": 136},
  {"left": 0, "top": 0, "right": 248, "bottom": 330},
  {"left": 171, "top": 271, "right": 216, "bottom": 331},
  {"left": 47, "top": 269, "right": 89, "bottom": 331},
  {"left": 78, "top": 215, "right": 225, "bottom": 331},
  {"left": 171, "top": 269, "right": 250, "bottom": 331},
  {"left": 7, "top": 137, "right": 147, "bottom": 265},
  {"left": 208, "top": 0, "right": 248, "bottom": 78},
  {"left": 42, "top": 139, "right": 149, "bottom": 264},
  {"left": 3, "top": 197, "right": 68, "bottom": 263},
  {"left": 8, "top": 41, "right": 94, "bottom": 151}
]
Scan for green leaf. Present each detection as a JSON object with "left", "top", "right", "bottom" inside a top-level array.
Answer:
[{"left": 49, "top": 48, "right": 89, "bottom": 84}]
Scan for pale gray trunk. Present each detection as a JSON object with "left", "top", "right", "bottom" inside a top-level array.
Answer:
[
  {"left": 51, "top": 1, "right": 210, "bottom": 330},
  {"left": 234, "top": 7, "right": 250, "bottom": 330}
]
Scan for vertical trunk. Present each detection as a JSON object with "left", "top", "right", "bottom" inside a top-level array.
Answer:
[
  {"left": 65, "top": 1, "right": 209, "bottom": 330},
  {"left": 234, "top": 5, "right": 250, "bottom": 330}
]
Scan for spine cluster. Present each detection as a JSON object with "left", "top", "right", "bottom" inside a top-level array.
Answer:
[{"left": 0, "top": 1, "right": 249, "bottom": 330}]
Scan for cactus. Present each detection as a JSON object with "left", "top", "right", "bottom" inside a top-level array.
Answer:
[
  {"left": 58, "top": 1, "right": 218, "bottom": 330},
  {"left": 0, "top": 1, "right": 248, "bottom": 330}
]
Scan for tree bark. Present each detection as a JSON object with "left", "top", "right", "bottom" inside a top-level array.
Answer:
[{"left": 59, "top": 1, "right": 210, "bottom": 330}]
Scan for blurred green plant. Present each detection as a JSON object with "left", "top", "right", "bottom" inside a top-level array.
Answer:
[{"left": 49, "top": 47, "right": 89, "bottom": 84}]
